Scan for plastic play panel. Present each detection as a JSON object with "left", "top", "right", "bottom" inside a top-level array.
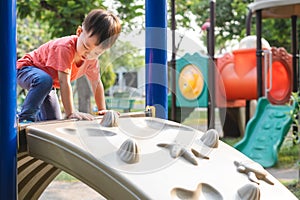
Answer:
[
  {"left": 176, "top": 52, "right": 208, "bottom": 107},
  {"left": 24, "top": 116, "right": 297, "bottom": 199}
]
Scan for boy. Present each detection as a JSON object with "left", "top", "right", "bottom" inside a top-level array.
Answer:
[{"left": 17, "top": 9, "right": 121, "bottom": 122}]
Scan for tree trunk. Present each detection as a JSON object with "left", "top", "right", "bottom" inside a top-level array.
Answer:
[{"left": 76, "top": 76, "right": 92, "bottom": 113}]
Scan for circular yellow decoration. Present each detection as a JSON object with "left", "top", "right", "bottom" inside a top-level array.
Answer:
[{"left": 178, "top": 64, "right": 204, "bottom": 100}]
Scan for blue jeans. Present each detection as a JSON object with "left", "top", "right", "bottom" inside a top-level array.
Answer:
[{"left": 17, "top": 66, "right": 62, "bottom": 122}]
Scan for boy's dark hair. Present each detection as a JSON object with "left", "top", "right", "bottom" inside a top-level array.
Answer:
[{"left": 83, "top": 9, "right": 121, "bottom": 48}]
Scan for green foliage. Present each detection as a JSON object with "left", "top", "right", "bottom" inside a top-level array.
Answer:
[
  {"left": 290, "top": 92, "right": 300, "bottom": 144},
  {"left": 116, "top": 0, "right": 144, "bottom": 31},
  {"left": 17, "top": 0, "right": 104, "bottom": 37},
  {"left": 171, "top": 0, "right": 300, "bottom": 52},
  {"left": 17, "top": 0, "right": 145, "bottom": 36},
  {"left": 17, "top": 17, "right": 51, "bottom": 58},
  {"left": 98, "top": 40, "right": 144, "bottom": 90},
  {"left": 171, "top": 0, "right": 251, "bottom": 48},
  {"left": 99, "top": 59, "right": 116, "bottom": 91},
  {"left": 109, "top": 40, "right": 144, "bottom": 71},
  {"left": 262, "top": 18, "right": 293, "bottom": 49}
]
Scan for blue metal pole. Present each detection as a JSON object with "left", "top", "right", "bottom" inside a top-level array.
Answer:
[
  {"left": 0, "top": 0, "right": 17, "bottom": 199},
  {"left": 145, "top": 0, "right": 168, "bottom": 119}
]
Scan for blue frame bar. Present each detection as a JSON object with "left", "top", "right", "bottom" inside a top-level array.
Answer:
[
  {"left": 145, "top": 0, "right": 168, "bottom": 119},
  {"left": 0, "top": 0, "right": 17, "bottom": 199}
]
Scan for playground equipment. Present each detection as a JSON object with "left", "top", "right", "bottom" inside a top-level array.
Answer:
[
  {"left": 170, "top": 0, "right": 299, "bottom": 168},
  {"left": 216, "top": 44, "right": 293, "bottom": 107},
  {"left": 234, "top": 97, "right": 297, "bottom": 168},
  {"left": 17, "top": 113, "right": 297, "bottom": 199},
  {"left": 172, "top": 36, "right": 293, "bottom": 125},
  {"left": 0, "top": 0, "right": 17, "bottom": 199},
  {"left": 176, "top": 53, "right": 208, "bottom": 108},
  {"left": 232, "top": 0, "right": 300, "bottom": 167},
  {"left": 145, "top": 0, "right": 168, "bottom": 119},
  {"left": 2, "top": 0, "right": 299, "bottom": 199},
  {"left": 168, "top": 53, "right": 209, "bottom": 123}
]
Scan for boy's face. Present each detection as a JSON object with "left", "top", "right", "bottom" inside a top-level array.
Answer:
[{"left": 76, "top": 26, "right": 107, "bottom": 60}]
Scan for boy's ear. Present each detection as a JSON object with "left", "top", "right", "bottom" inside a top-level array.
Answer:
[{"left": 76, "top": 26, "right": 83, "bottom": 36}]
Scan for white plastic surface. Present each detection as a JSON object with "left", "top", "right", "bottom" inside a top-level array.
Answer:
[{"left": 25, "top": 117, "right": 297, "bottom": 199}]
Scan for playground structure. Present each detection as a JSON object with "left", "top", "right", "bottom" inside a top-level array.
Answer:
[
  {"left": 174, "top": 40, "right": 293, "bottom": 109},
  {"left": 232, "top": 0, "right": 300, "bottom": 167},
  {"left": 16, "top": 113, "right": 297, "bottom": 199},
  {"left": 0, "top": 0, "right": 299, "bottom": 199},
  {"left": 215, "top": 46, "right": 293, "bottom": 107},
  {"left": 234, "top": 97, "right": 297, "bottom": 168},
  {"left": 172, "top": 35, "right": 294, "bottom": 139},
  {"left": 172, "top": 0, "right": 299, "bottom": 167}
]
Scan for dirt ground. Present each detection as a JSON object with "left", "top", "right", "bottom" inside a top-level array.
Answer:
[{"left": 39, "top": 181, "right": 105, "bottom": 200}]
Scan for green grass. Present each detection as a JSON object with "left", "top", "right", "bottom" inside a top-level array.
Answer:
[
  {"left": 220, "top": 137, "right": 242, "bottom": 146},
  {"left": 276, "top": 141, "right": 300, "bottom": 168},
  {"left": 284, "top": 181, "right": 300, "bottom": 198},
  {"left": 55, "top": 171, "right": 77, "bottom": 182},
  {"left": 182, "top": 110, "right": 207, "bottom": 126}
]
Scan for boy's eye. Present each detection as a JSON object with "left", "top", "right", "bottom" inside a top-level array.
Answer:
[
  {"left": 83, "top": 43, "right": 89, "bottom": 50},
  {"left": 81, "top": 38, "right": 89, "bottom": 50}
]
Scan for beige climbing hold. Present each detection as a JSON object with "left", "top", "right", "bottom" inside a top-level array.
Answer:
[
  {"left": 236, "top": 183, "right": 260, "bottom": 200},
  {"left": 234, "top": 160, "right": 274, "bottom": 185},
  {"left": 117, "top": 138, "right": 140, "bottom": 164},
  {"left": 100, "top": 110, "right": 119, "bottom": 127},
  {"left": 157, "top": 143, "right": 198, "bottom": 166},
  {"left": 201, "top": 129, "right": 219, "bottom": 148},
  {"left": 191, "top": 129, "right": 219, "bottom": 159}
]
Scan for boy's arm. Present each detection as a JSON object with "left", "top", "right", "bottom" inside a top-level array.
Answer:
[
  {"left": 58, "top": 71, "right": 94, "bottom": 120},
  {"left": 90, "top": 78, "right": 107, "bottom": 114},
  {"left": 58, "top": 71, "right": 74, "bottom": 117}
]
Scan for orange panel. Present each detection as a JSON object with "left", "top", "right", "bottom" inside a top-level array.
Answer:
[{"left": 215, "top": 47, "right": 292, "bottom": 106}]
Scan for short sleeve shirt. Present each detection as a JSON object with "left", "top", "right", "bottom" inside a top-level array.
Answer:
[{"left": 17, "top": 35, "right": 100, "bottom": 88}]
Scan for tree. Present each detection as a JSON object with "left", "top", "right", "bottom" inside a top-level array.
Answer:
[
  {"left": 98, "top": 40, "right": 144, "bottom": 91},
  {"left": 109, "top": 40, "right": 144, "bottom": 71},
  {"left": 17, "top": 0, "right": 144, "bottom": 37},
  {"left": 17, "top": 17, "right": 51, "bottom": 58},
  {"left": 18, "top": 0, "right": 101, "bottom": 38},
  {"left": 170, "top": 0, "right": 299, "bottom": 52},
  {"left": 170, "top": 0, "right": 248, "bottom": 50}
]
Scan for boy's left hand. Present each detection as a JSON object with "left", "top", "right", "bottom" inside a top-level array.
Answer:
[{"left": 67, "top": 112, "right": 95, "bottom": 120}]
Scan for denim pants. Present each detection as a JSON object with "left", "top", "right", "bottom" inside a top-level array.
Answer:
[{"left": 17, "top": 66, "right": 62, "bottom": 122}]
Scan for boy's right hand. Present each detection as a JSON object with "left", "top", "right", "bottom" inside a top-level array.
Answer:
[
  {"left": 98, "top": 109, "right": 120, "bottom": 116},
  {"left": 66, "top": 112, "right": 95, "bottom": 120}
]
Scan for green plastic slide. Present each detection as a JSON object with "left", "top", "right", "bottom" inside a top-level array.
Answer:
[{"left": 234, "top": 97, "right": 297, "bottom": 168}]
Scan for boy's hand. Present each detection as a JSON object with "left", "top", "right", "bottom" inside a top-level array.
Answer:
[
  {"left": 66, "top": 112, "right": 95, "bottom": 120},
  {"left": 98, "top": 110, "right": 120, "bottom": 116}
]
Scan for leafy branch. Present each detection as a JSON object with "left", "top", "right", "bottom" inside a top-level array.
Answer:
[{"left": 290, "top": 92, "right": 300, "bottom": 144}]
